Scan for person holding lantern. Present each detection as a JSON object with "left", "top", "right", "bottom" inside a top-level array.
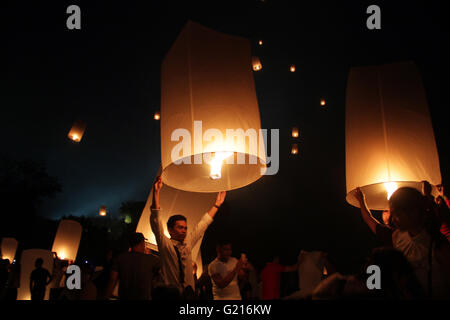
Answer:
[
  {"left": 356, "top": 185, "right": 450, "bottom": 298},
  {"left": 150, "top": 176, "right": 226, "bottom": 298}
]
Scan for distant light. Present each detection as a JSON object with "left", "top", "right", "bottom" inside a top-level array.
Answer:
[
  {"left": 291, "top": 144, "right": 299, "bottom": 155},
  {"left": 258, "top": 40, "right": 263, "bottom": 46},
  {"left": 290, "top": 65, "right": 296, "bottom": 72},
  {"left": 85, "top": 260, "right": 88, "bottom": 264},
  {"left": 292, "top": 127, "right": 299, "bottom": 138},
  {"left": 252, "top": 56, "right": 262, "bottom": 72},
  {"left": 320, "top": 99, "right": 326, "bottom": 106},
  {"left": 99, "top": 205, "right": 107, "bottom": 216},
  {"left": 154, "top": 111, "right": 160, "bottom": 120}
]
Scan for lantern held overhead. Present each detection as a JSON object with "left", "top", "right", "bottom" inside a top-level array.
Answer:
[
  {"left": 345, "top": 61, "right": 441, "bottom": 210},
  {"left": 51, "top": 219, "right": 82, "bottom": 261},
  {"left": 67, "top": 120, "right": 86, "bottom": 143},
  {"left": 1, "top": 237, "right": 18, "bottom": 262},
  {"left": 136, "top": 167, "right": 216, "bottom": 277},
  {"left": 160, "top": 21, "right": 267, "bottom": 192}
]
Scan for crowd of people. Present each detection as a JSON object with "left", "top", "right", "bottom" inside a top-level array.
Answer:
[{"left": 1, "top": 179, "right": 450, "bottom": 300}]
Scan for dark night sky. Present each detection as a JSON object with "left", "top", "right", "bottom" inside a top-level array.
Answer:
[{"left": 2, "top": 1, "right": 449, "bottom": 271}]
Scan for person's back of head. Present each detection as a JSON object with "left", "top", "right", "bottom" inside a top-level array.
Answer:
[
  {"left": 35, "top": 258, "right": 44, "bottom": 268},
  {"left": 389, "top": 187, "right": 427, "bottom": 232}
]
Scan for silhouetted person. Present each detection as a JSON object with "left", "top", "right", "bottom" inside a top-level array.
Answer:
[
  {"left": 105, "top": 233, "right": 161, "bottom": 300},
  {"left": 30, "top": 258, "right": 52, "bottom": 301}
]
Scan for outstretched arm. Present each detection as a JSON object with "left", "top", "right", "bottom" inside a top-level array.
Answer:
[
  {"left": 355, "top": 187, "right": 379, "bottom": 234},
  {"left": 149, "top": 177, "right": 169, "bottom": 246},
  {"left": 189, "top": 192, "right": 226, "bottom": 247},
  {"left": 207, "top": 191, "right": 226, "bottom": 219}
]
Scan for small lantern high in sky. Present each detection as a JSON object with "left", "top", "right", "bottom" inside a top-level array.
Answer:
[
  {"left": 67, "top": 120, "right": 86, "bottom": 143},
  {"left": 291, "top": 143, "right": 299, "bottom": 155},
  {"left": 154, "top": 111, "right": 161, "bottom": 120},
  {"left": 292, "top": 127, "right": 299, "bottom": 138},
  {"left": 136, "top": 168, "right": 216, "bottom": 277},
  {"left": 345, "top": 61, "right": 442, "bottom": 210},
  {"left": 258, "top": 40, "right": 263, "bottom": 46},
  {"left": 320, "top": 99, "right": 326, "bottom": 106},
  {"left": 290, "top": 65, "right": 296, "bottom": 72},
  {"left": 51, "top": 219, "right": 82, "bottom": 261},
  {"left": 160, "top": 21, "right": 267, "bottom": 192},
  {"left": 1, "top": 237, "right": 18, "bottom": 262},
  {"left": 99, "top": 205, "right": 107, "bottom": 216},
  {"left": 252, "top": 56, "right": 262, "bottom": 71}
]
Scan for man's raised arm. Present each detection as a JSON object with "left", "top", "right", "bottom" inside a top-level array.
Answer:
[
  {"left": 150, "top": 177, "right": 166, "bottom": 245},
  {"left": 355, "top": 187, "right": 379, "bottom": 234},
  {"left": 189, "top": 191, "right": 226, "bottom": 248}
]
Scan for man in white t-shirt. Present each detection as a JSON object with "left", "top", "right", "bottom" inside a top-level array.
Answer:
[{"left": 208, "top": 242, "right": 244, "bottom": 300}]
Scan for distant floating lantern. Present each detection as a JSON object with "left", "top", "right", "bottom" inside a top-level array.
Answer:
[
  {"left": 291, "top": 143, "right": 299, "bottom": 155},
  {"left": 346, "top": 61, "right": 442, "bottom": 210},
  {"left": 136, "top": 167, "right": 217, "bottom": 277},
  {"left": 290, "top": 65, "right": 296, "bottom": 72},
  {"left": 258, "top": 40, "right": 263, "bottom": 46},
  {"left": 320, "top": 99, "right": 326, "bottom": 106},
  {"left": 51, "top": 219, "right": 82, "bottom": 262},
  {"left": 160, "top": 21, "right": 267, "bottom": 192},
  {"left": 252, "top": 56, "right": 263, "bottom": 71},
  {"left": 18, "top": 249, "right": 53, "bottom": 300},
  {"left": 154, "top": 111, "right": 161, "bottom": 120},
  {"left": 99, "top": 205, "right": 107, "bottom": 216},
  {"left": 1, "top": 238, "right": 18, "bottom": 263},
  {"left": 292, "top": 127, "right": 299, "bottom": 138},
  {"left": 67, "top": 120, "right": 86, "bottom": 143}
]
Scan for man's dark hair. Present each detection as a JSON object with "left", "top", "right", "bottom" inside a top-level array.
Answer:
[
  {"left": 167, "top": 214, "right": 187, "bottom": 230},
  {"left": 35, "top": 258, "right": 44, "bottom": 267},
  {"left": 216, "top": 240, "right": 232, "bottom": 249}
]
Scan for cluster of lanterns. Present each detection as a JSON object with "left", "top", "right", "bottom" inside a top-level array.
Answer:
[{"left": 291, "top": 127, "right": 299, "bottom": 155}]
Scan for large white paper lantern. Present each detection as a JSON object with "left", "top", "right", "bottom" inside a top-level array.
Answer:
[
  {"left": 1, "top": 237, "right": 18, "bottom": 262},
  {"left": 136, "top": 169, "right": 216, "bottom": 276},
  {"left": 160, "top": 21, "right": 267, "bottom": 193},
  {"left": 17, "top": 249, "right": 53, "bottom": 300},
  {"left": 346, "top": 61, "right": 441, "bottom": 210},
  {"left": 51, "top": 219, "right": 82, "bottom": 261}
]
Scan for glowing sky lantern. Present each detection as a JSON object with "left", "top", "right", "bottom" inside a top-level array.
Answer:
[
  {"left": 290, "top": 65, "right": 296, "bottom": 72},
  {"left": 160, "top": 21, "right": 267, "bottom": 192},
  {"left": 258, "top": 40, "right": 263, "bottom": 46},
  {"left": 1, "top": 237, "right": 18, "bottom": 262},
  {"left": 292, "top": 127, "right": 299, "bottom": 138},
  {"left": 67, "top": 120, "right": 86, "bottom": 143},
  {"left": 17, "top": 249, "right": 53, "bottom": 300},
  {"left": 99, "top": 205, "right": 107, "bottom": 216},
  {"left": 136, "top": 168, "right": 217, "bottom": 277},
  {"left": 345, "top": 61, "right": 441, "bottom": 210},
  {"left": 51, "top": 219, "right": 82, "bottom": 262},
  {"left": 252, "top": 56, "right": 262, "bottom": 71},
  {"left": 320, "top": 99, "right": 326, "bottom": 106},
  {"left": 154, "top": 111, "right": 161, "bottom": 120},
  {"left": 291, "top": 143, "right": 299, "bottom": 155}
]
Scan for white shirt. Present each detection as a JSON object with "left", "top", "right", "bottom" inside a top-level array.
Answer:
[
  {"left": 150, "top": 208, "right": 213, "bottom": 292},
  {"left": 208, "top": 257, "right": 242, "bottom": 300},
  {"left": 393, "top": 229, "right": 450, "bottom": 298}
]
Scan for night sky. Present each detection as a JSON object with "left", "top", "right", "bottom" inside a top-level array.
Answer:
[{"left": 3, "top": 1, "right": 449, "bottom": 272}]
